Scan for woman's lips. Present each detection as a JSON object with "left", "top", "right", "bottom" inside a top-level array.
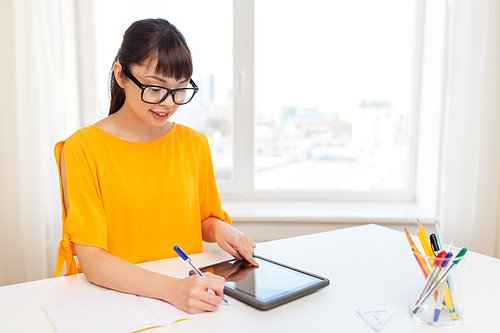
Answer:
[{"left": 150, "top": 110, "right": 170, "bottom": 120}]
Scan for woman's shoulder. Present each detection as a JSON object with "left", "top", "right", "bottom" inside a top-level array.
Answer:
[
  {"left": 55, "top": 126, "right": 102, "bottom": 162},
  {"left": 64, "top": 126, "right": 101, "bottom": 146},
  {"left": 57, "top": 126, "right": 107, "bottom": 156},
  {"left": 174, "top": 123, "right": 208, "bottom": 143}
]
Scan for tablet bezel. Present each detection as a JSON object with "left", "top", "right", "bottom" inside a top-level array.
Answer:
[{"left": 193, "top": 255, "right": 330, "bottom": 310}]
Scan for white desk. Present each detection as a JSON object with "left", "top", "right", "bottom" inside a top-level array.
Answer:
[{"left": 1, "top": 224, "right": 498, "bottom": 332}]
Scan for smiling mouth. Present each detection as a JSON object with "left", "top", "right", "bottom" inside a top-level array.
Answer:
[{"left": 151, "top": 110, "right": 169, "bottom": 117}]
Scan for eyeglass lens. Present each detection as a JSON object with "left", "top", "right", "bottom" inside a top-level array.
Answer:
[{"left": 142, "top": 87, "right": 195, "bottom": 105}]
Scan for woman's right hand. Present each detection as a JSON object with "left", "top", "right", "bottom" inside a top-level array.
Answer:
[
  {"left": 166, "top": 272, "right": 226, "bottom": 314},
  {"left": 73, "top": 243, "right": 227, "bottom": 314}
]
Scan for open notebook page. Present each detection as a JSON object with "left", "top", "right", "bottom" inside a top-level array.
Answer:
[
  {"left": 42, "top": 291, "right": 165, "bottom": 333},
  {"left": 43, "top": 289, "right": 243, "bottom": 333}
]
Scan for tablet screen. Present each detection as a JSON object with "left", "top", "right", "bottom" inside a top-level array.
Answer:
[{"left": 201, "top": 257, "right": 323, "bottom": 301}]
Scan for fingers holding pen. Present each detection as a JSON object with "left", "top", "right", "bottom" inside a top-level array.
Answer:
[
  {"left": 204, "top": 272, "right": 226, "bottom": 298},
  {"left": 170, "top": 275, "right": 225, "bottom": 314},
  {"left": 171, "top": 246, "right": 228, "bottom": 313}
]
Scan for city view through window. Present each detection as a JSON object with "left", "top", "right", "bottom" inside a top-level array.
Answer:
[{"left": 253, "top": 102, "right": 409, "bottom": 191}]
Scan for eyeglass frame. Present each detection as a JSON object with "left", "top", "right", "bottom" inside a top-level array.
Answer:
[{"left": 120, "top": 63, "right": 199, "bottom": 105}]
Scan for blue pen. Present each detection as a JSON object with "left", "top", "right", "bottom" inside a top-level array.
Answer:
[
  {"left": 174, "top": 246, "right": 229, "bottom": 305},
  {"left": 433, "top": 252, "right": 453, "bottom": 321}
]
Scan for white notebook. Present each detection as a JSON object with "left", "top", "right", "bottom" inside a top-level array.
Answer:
[{"left": 43, "top": 290, "right": 241, "bottom": 333}]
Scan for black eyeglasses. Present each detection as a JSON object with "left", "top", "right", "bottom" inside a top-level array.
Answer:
[{"left": 121, "top": 63, "right": 199, "bottom": 105}]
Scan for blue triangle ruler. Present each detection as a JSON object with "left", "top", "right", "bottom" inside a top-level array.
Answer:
[{"left": 356, "top": 307, "right": 397, "bottom": 332}]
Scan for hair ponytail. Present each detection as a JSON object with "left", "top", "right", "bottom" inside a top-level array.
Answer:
[{"left": 109, "top": 58, "right": 126, "bottom": 115}]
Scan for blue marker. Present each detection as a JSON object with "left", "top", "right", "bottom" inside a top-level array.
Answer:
[
  {"left": 433, "top": 252, "right": 453, "bottom": 321},
  {"left": 174, "top": 246, "right": 229, "bottom": 305}
]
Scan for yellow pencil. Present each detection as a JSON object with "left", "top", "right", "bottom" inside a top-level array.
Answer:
[
  {"left": 416, "top": 226, "right": 435, "bottom": 267},
  {"left": 405, "top": 228, "right": 420, "bottom": 253},
  {"left": 405, "top": 229, "right": 431, "bottom": 276}
]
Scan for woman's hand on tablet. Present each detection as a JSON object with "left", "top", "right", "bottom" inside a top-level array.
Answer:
[{"left": 212, "top": 220, "right": 258, "bottom": 266}]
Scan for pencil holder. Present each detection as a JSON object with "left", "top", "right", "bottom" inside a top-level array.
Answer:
[{"left": 408, "top": 246, "right": 467, "bottom": 328}]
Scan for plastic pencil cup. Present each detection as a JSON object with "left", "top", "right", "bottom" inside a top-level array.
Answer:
[{"left": 408, "top": 246, "right": 467, "bottom": 328}]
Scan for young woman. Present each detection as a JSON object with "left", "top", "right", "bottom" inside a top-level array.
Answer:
[{"left": 54, "top": 18, "right": 257, "bottom": 314}]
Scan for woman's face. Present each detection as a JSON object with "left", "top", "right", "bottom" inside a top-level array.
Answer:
[{"left": 114, "top": 61, "right": 190, "bottom": 127}]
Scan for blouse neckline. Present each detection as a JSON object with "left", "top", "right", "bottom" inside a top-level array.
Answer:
[{"left": 89, "top": 123, "right": 177, "bottom": 144}]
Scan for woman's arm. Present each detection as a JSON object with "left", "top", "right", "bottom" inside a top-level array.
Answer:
[
  {"left": 61, "top": 145, "right": 225, "bottom": 314},
  {"left": 74, "top": 243, "right": 225, "bottom": 313}
]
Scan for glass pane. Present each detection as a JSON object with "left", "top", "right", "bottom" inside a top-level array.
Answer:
[
  {"left": 255, "top": 0, "right": 414, "bottom": 191},
  {"left": 94, "top": 0, "right": 233, "bottom": 182}
]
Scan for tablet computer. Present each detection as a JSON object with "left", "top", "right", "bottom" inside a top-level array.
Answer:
[{"left": 191, "top": 255, "right": 329, "bottom": 310}]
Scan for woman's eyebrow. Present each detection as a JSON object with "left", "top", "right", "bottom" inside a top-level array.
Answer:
[{"left": 145, "top": 75, "right": 189, "bottom": 84}]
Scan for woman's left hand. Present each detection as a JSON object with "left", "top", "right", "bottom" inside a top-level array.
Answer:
[{"left": 210, "top": 220, "right": 258, "bottom": 266}]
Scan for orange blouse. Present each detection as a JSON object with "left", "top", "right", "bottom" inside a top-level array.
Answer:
[{"left": 54, "top": 123, "right": 231, "bottom": 276}]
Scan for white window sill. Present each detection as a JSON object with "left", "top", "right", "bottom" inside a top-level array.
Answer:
[{"left": 222, "top": 200, "right": 437, "bottom": 225}]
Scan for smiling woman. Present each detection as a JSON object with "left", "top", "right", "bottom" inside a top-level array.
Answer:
[{"left": 54, "top": 18, "right": 258, "bottom": 314}]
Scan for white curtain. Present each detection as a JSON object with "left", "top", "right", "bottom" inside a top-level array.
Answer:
[
  {"left": 439, "top": 0, "right": 500, "bottom": 257},
  {"left": 0, "top": 0, "right": 99, "bottom": 286}
]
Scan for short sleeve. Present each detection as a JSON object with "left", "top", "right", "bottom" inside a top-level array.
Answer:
[
  {"left": 54, "top": 134, "right": 108, "bottom": 276},
  {"left": 198, "top": 135, "right": 232, "bottom": 225}
]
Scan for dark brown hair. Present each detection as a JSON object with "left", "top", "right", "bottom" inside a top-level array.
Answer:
[{"left": 109, "top": 19, "right": 193, "bottom": 115}]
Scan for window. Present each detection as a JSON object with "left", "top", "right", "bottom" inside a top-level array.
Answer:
[{"left": 95, "top": 0, "right": 419, "bottom": 202}]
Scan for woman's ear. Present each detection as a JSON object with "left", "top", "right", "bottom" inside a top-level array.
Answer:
[{"left": 113, "top": 62, "right": 125, "bottom": 88}]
